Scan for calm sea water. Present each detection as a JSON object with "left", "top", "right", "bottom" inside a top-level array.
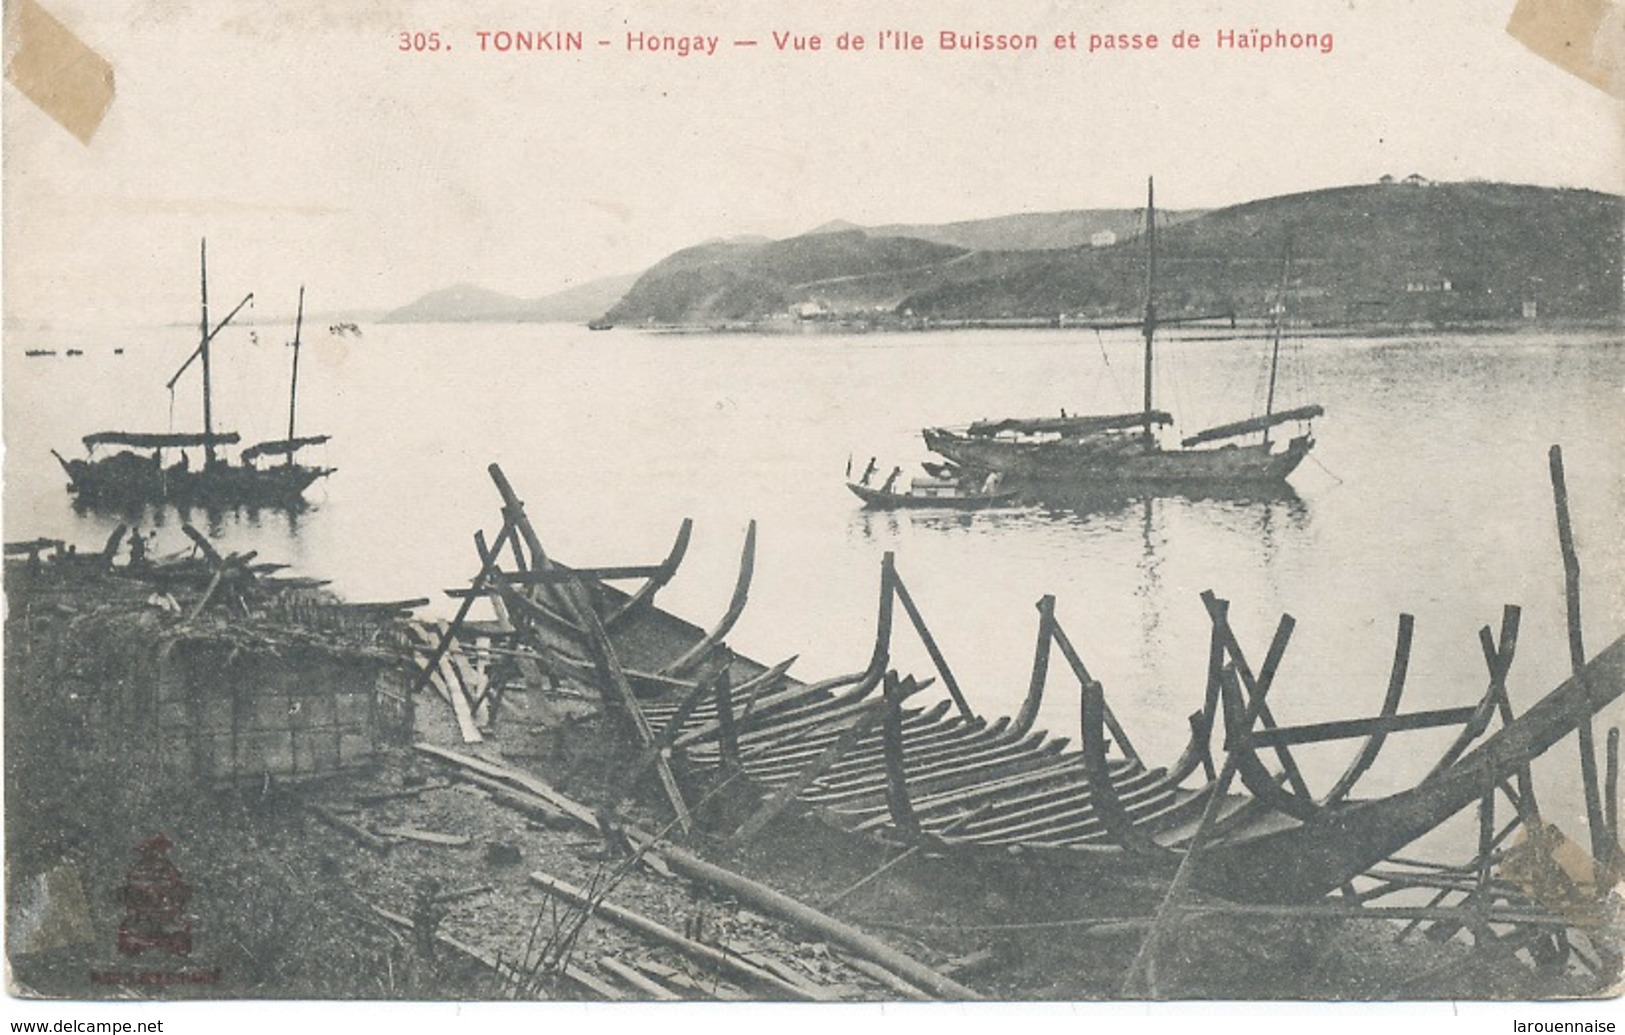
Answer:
[{"left": 5, "top": 322, "right": 1622, "bottom": 834}]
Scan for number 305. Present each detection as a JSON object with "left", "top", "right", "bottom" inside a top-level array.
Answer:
[{"left": 399, "top": 31, "right": 443, "bottom": 51}]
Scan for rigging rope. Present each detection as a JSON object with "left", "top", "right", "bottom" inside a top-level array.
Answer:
[
  {"left": 1095, "top": 327, "right": 1127, "bottom": 409},
  {"left": 1308, "top": 449, "right": 1344, "bottom": 485}
]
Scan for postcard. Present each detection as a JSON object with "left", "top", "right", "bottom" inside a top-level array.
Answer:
[{"left": 4, "top": 0, "right": 1622, "bottom": 1026}]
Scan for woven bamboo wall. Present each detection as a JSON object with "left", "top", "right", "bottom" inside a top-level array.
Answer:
[{"left": 152, "top": 640, "right": 410, "bottom": 784}]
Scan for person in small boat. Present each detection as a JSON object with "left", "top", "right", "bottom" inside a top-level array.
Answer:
[
  {"left": 880, "top": 466, "right": 902, "bottom": 493},
  {"left": 860, "top": 457, "right": 878, "bottom": 485}
]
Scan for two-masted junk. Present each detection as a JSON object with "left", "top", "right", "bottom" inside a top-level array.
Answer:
[
  {"left": 54, "top": 241, "right": 332, "bottom": 507},
  {"left": 923, "top": 179, "right": 1324, "bottom": 488}
]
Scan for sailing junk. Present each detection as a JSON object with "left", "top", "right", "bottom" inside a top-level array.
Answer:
[
  {"left": 54, "top": 242, "right": 333, "bottom": 506},
  {"left": 923, "top": 179, "right": 1324, "bottom": 487}
]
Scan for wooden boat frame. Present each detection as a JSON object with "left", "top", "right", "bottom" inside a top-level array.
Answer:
[{"left": 415, "top": 462, "right": 1625, "bottom": 914}]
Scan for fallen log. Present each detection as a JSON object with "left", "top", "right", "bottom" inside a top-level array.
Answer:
[
  {"left": 416, "top": 741, "right": 978, "bottom": 999},
  {"left": 527, "top": 870, "right": 830, "bottom": 1001},
  {"left": 596, "top": 956, "right": 681, "bottom": 999},
  {"left": 631, "top": 833, "right": 981, "bottom": 1000}
]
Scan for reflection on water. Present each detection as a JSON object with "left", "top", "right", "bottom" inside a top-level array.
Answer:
[{"left": 70, "top": 495, "right": 312, "bottom": 532}]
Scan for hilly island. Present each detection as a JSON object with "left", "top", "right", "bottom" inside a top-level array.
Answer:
[{"left": 388, "top": 180, "right": 1622, "bottom": 329}]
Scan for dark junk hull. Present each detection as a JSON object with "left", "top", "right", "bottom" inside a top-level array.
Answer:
[
  {"left": 58, "top": 453, "right": 330, "bottom": 507},
  {"left": 923, "top": 427, "right": 1315, "bottom": 486}
]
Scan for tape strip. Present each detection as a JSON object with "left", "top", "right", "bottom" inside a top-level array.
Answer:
[
  {"left": 4, "top": 0, "right": 116, "bottom": 144},
  {"left": 1506, "top": 0, "right": 1625, "bottom": 99}
]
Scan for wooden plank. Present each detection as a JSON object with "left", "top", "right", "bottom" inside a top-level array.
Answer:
[
  {"left": 731, "top": 703, "right": 887, "bottom": 844},
  {"left": 375, "top": 825, "right": 472, "bottom": 847},
  {"left": 574, "top": 581, "right": 691, "bottom": 833},
  {"left": 807, "top": 736, "right": 1068, "bottom": 810},
  {"left": 495, "top": 563, "right": 668, "bottom": 584},
  {"left": 805, "top": 723, "right": 1030, "bottom": 793},
  {"left": 415, "top": 742, "right": 598, "bottom": 826},
  {"left": 748, "top": 712, "right": 982, "bottom": 783},
  {"left": 447, "top": 647, "right": 490, "bottom": 718},
  {"left": 433, "top": 631, "right": 484, "bottom": 745},
  {"left": 802, "top": 731, "right": 1057, "bottom": 802},
  {"left": 848, "top": 758, "right": 1081, "bottom": 831},
  {"left": 1047, "top": 609, "right": 1145, "bottom": 768},
  {"left": 746, "top": 714, "right": 972, "bottom": 784},
  {"left": 890, "top": 569, "right": 974, "bottom": 719},
  {"left": 958, "top": 780, "right": 1181, "bottom": 846},
  {"left": 1025, "top": 786, "right": 1213, "bottom": 848},
  {"left": 951, "top": 767, "right": 1170, "bottom": 839},
  {"left": 1245, "top": 705, "right": 1481, "bottom": 749},
  {"left": 745, "top": 707, "right": 975, "bottom": 781},
  {"left": 686, "top": 689, "right": 898, "bottom": 753},
  {"left": 597, "top": 957, "right": 682, "bottom": 1000},
  {"left": 727, "top": 708, "right": 955, "bottom": 782},
  {"left": 923, "top": 757, "right": 1134, "bottom": 825},
  {"left": 368, "top": 903, "right": 625, "bottom": 1001},
  {"left": 666, "top": 657, "right": 803, "bottom": 748},
  {"left": 410, "top": 519, "right": 516, "bottom": 700}
]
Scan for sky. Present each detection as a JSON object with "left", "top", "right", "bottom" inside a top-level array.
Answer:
[{"left": 4, "top": 0, "right": 1622, "bottom": 326}]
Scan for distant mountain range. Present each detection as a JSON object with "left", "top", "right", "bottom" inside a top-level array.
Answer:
[
  {"left": 382, "top": 273, "right": 640, "bottom": 324},
  {"left": 385, "top": 182, "right": 1621, "bottom": 328}
]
